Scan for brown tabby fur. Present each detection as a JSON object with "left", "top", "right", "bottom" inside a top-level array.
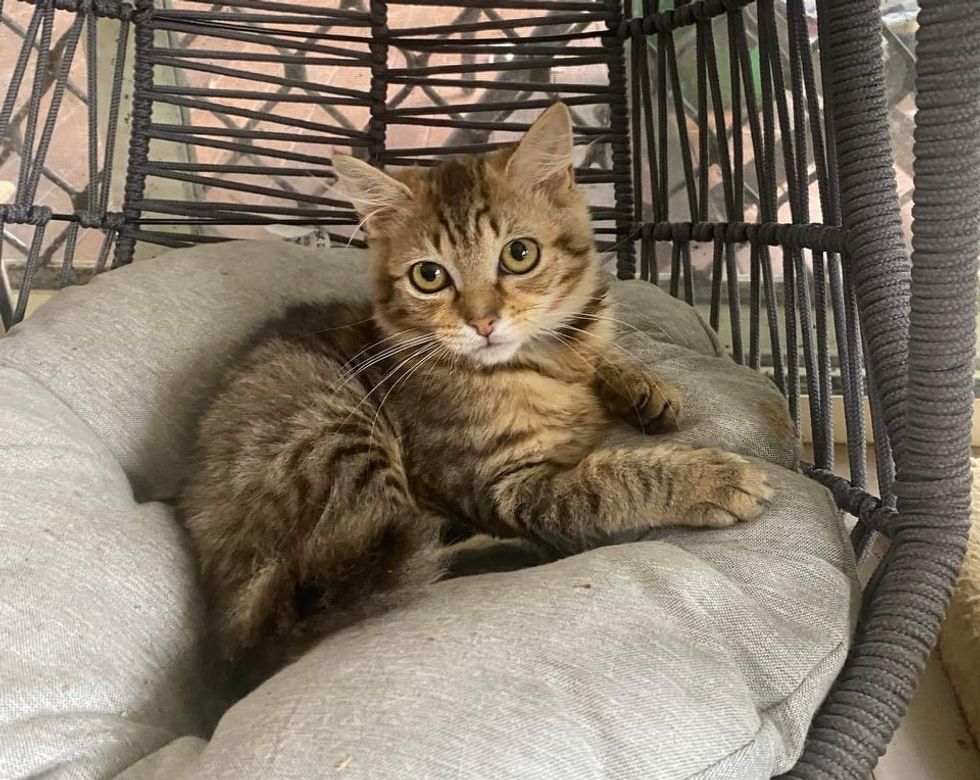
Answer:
[{"left": 182, "top": 103, "right": 772, "bottom": 691}]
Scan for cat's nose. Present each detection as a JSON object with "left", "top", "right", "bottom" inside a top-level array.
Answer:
[{"left": 469, "top": 316, "right": 497, "bottom": 337}]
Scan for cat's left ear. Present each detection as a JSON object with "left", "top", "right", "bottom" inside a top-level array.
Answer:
[
  {"left": 331, "top": 153, "right": 413, "bottom": 228},
  {"left": 506, "top": 102, "right": 575, "bottom": 196}
]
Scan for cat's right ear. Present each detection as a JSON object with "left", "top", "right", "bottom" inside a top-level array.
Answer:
[{"left": 331, "top": 154, "right": 413, "bottom": 229}]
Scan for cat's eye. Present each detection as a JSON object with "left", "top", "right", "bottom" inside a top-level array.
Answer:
[
  {"left": 499, "top": 238, "right": 540, "bottom": 275},
  {"left": 409, "top": 261, "right": 452, "bottom": 293}
]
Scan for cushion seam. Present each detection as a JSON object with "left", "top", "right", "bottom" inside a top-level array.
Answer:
[{"left": 682, "top": 639, "right": 848, "bottom": 780}]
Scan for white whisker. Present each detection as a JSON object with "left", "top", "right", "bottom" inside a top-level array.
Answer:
[
  {"left": 333, "top": 335, "right": 433, "bottom": 391},
  {"left": 284, "top": 315, "right": 376, "bottom": 342},
  {"left": 539, "top": 327, "right": 644, "bottom": 426},
  {"left": 339, "top": 328, "right": 410, "bottom": 367},
  {"left": 330, "top": 339, "right": 437, "bottom": 430},
  {"left": 538, "top": 327, "right": 598, "bottom": 370},
  {"left": 366, "top": 344, "right": 443, "bottom": 455},
  {"left": 568, "top": 311, "right": 643, "bottom": 335},
  {"left": 555, "top": 323, "right": 634, "bottom": 359}
]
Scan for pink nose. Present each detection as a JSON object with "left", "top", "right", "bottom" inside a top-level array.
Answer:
[{"left": 469, "top": 316, "right": 497, "bottom": 337}]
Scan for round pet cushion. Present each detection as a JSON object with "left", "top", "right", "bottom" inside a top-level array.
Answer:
[{"left": 0, "top": 241, "right": 857, "bottom": 780}]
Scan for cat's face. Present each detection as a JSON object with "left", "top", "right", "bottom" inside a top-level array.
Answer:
[{"left": 333, "top": 103, "right": 603, "bottom": 367}]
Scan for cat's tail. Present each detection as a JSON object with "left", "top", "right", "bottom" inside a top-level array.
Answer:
[{"left": 217, "top": 503, "right": 445, "bottom": 697}]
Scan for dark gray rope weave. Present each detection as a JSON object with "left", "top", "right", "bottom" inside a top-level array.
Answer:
[
  {"left": 785, "top": 1, "right": 979, "bottom": 777},
  {"left": 1, "top": 0, "right": 978, "bottom": 777}
]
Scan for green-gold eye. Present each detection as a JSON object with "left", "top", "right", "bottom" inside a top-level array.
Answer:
[
  {"left": 499, "top": 238, "right": 540, "bottom": 274},
  {"left": 409, "top": 261, "right": 451, "bottom": 293}
]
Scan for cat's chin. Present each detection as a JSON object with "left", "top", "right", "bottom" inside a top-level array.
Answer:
[{"left": 464, "top": 339, "right": 524, "bottom": 367}]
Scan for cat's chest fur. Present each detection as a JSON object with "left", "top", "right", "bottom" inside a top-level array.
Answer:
[{"left": 390, "top": 359, "right": 606, "bottom": 519}]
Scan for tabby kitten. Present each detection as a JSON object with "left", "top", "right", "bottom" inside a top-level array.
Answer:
[{"left": 182, "top": 103, "right": 771, "bottom": 689}]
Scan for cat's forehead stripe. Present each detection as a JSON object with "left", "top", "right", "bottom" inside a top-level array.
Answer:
[
  {"left": 429, "top": 157, "right": 500, "bottom": 249},
  {"left": 436, "top": 211, "right": 461, "bottom": 249},
  {"left": 471, "top": 202, "right": 491, "bottom": 239}
]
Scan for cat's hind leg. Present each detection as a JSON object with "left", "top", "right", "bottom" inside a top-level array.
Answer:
[
  {"left": 440, "top": 535, "right": 555, "bottom": 578},
  {"left": 219, "top": 498, "right": 445, "bottom": 692},
  {"left": 192, "top": 400, "right": 444, "bottom": 690}
]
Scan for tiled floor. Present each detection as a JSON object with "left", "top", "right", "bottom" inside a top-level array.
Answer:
[{"left": 875, "top": 651, "right": 980, "bottom": 780}]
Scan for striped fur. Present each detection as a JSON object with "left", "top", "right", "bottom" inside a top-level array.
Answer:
[{"left": 182, "top": 104, "right": 771, "bottom": 691}]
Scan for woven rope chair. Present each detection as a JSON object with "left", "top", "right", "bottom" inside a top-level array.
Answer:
[{"left": 1, "top": 0, "right": 978, "bottom": 776}]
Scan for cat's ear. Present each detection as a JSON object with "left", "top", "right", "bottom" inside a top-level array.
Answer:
[
  {"left": 332, "top": 154, "right": 413, "bottom": 227},
  {"left": 506, "top": 102, "right": 575, "bottom": 195}
]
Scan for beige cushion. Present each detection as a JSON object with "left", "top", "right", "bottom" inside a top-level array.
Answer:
[{"left": 0, "top": 241, "right": 857, "bottom": 779}]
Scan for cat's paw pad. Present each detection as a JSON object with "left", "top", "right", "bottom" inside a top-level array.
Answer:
[{"left": 683, "top": 451, "right": 773, "bottom": 527}]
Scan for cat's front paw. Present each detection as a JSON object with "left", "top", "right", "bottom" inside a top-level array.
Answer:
[
  {"left": 678, "top": 450, "right": 773, "bottom": 527},
  {"left": 632, "top": 373, "right": 683, "bottom": 434},
  {"left": 613, "top": 371, "right": 682, "bottom": 433}
]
